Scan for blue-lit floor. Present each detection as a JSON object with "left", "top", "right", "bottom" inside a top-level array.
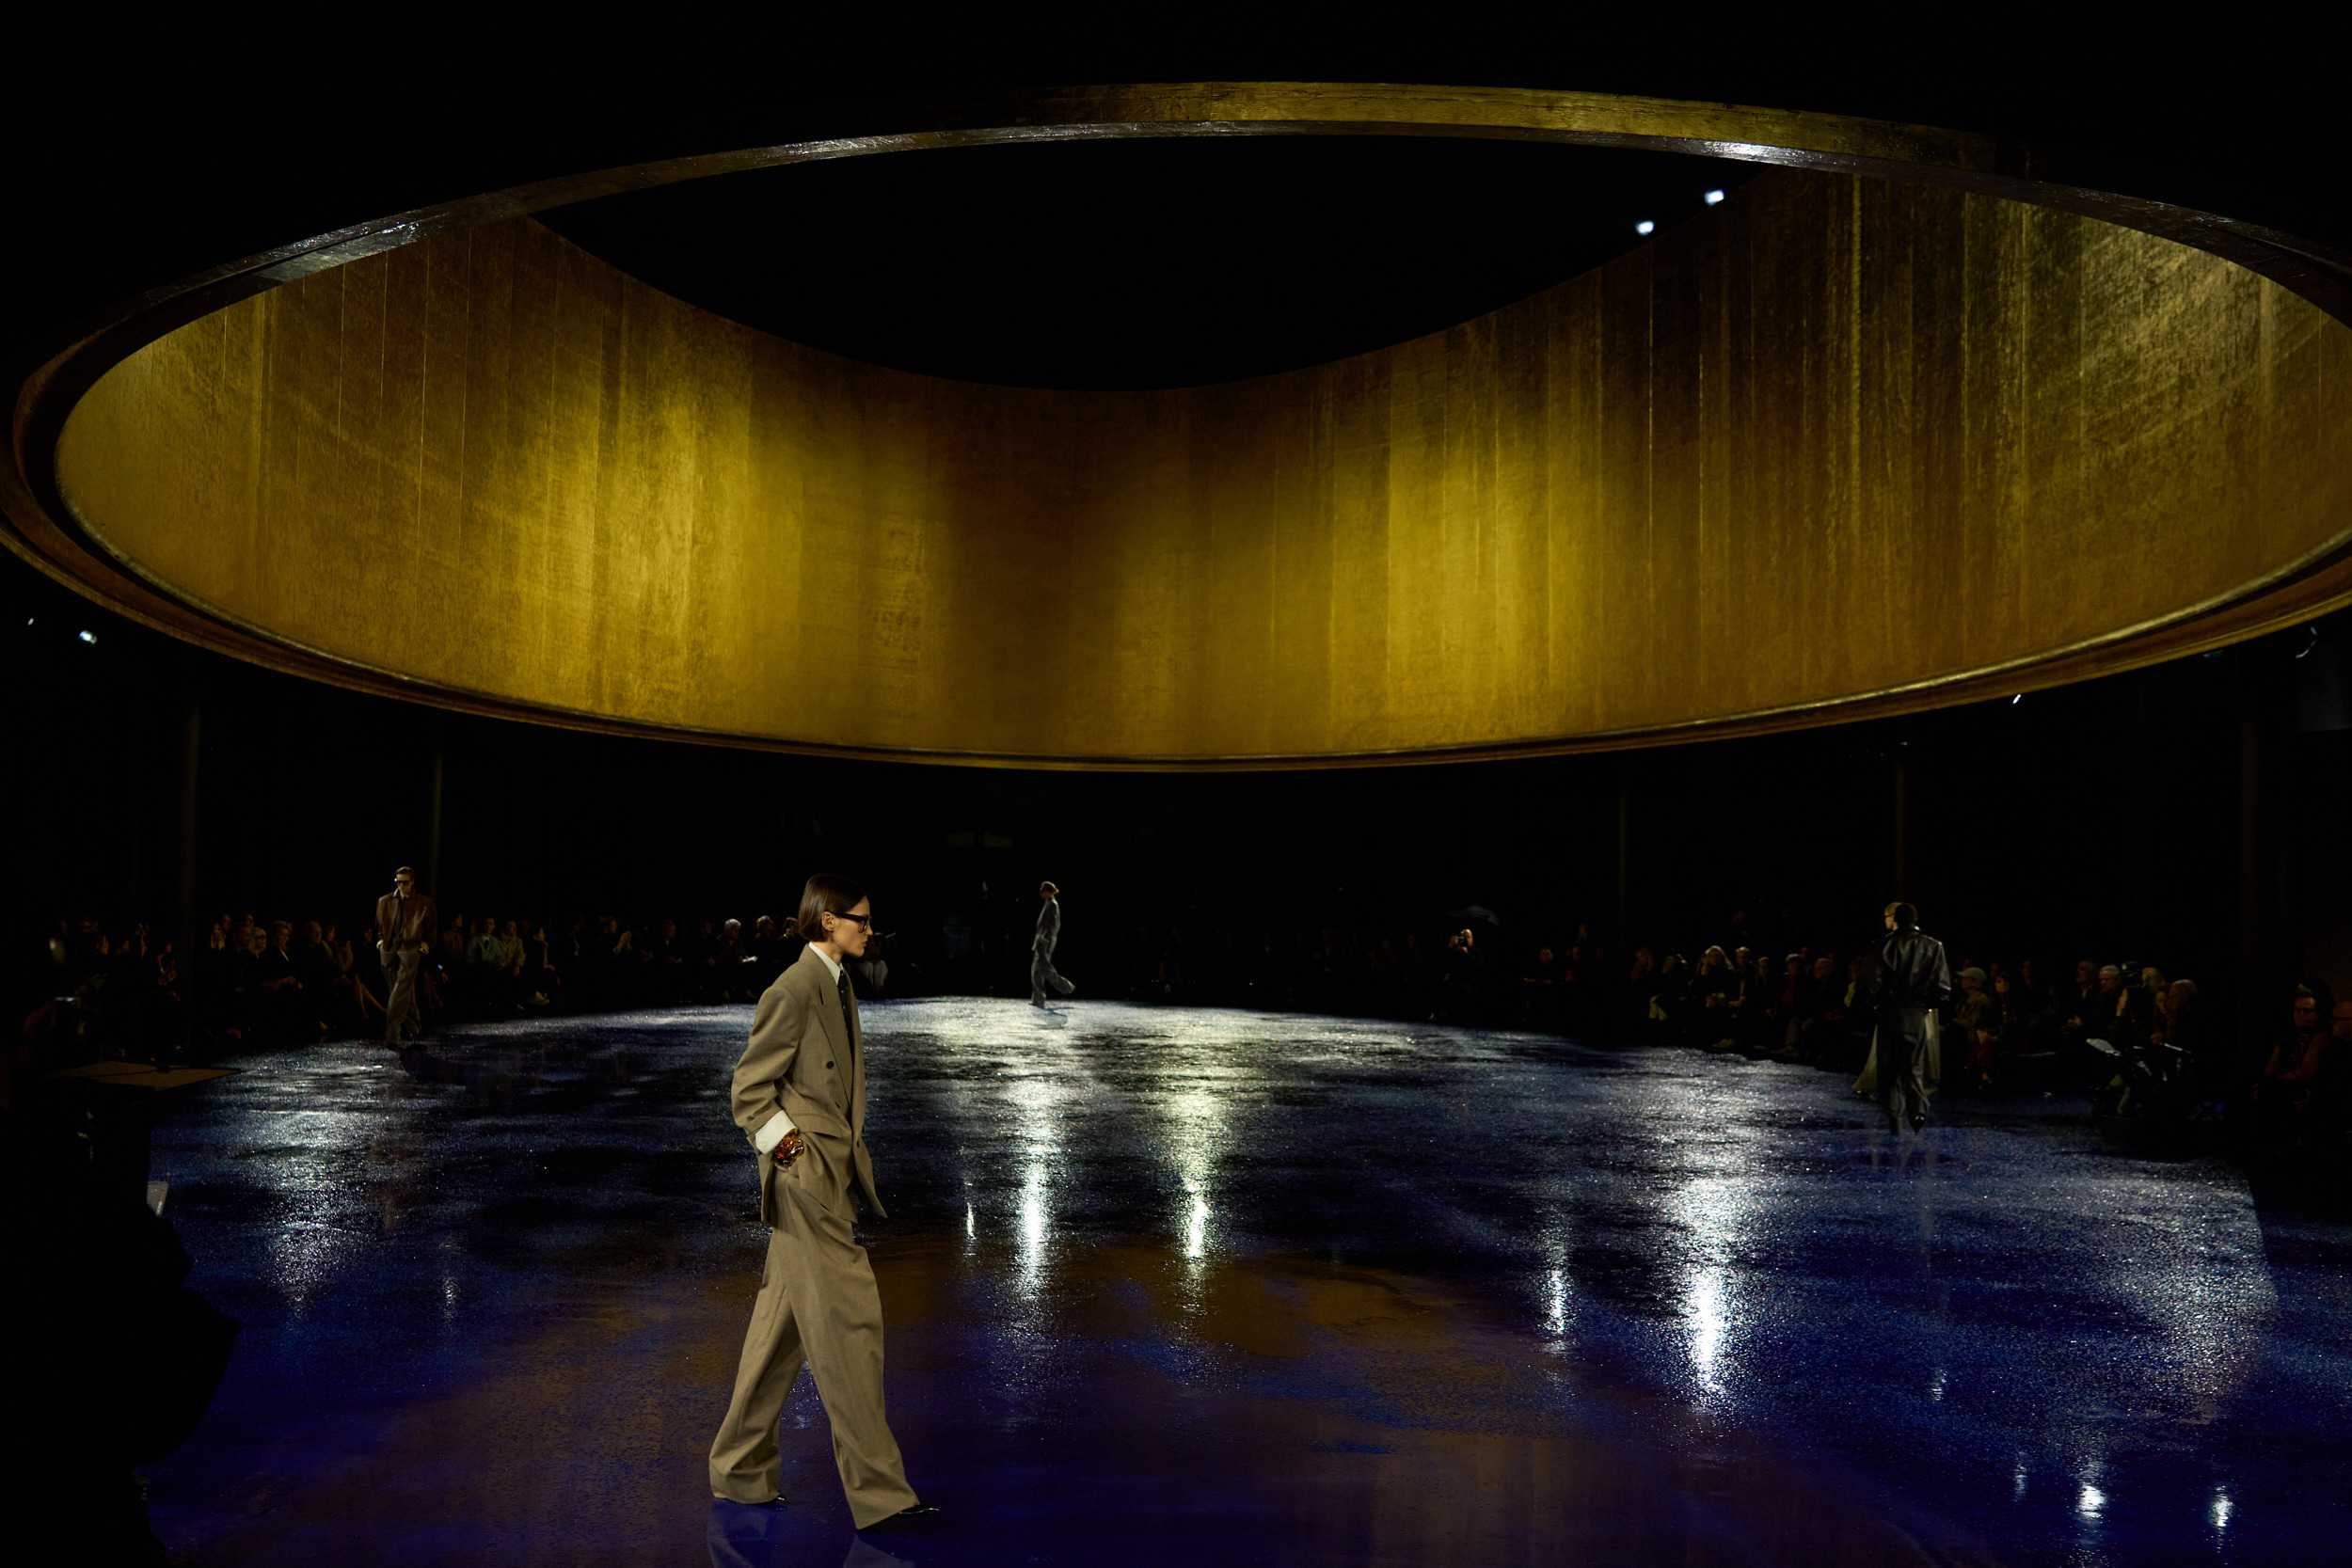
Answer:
[{"left": 142, "top": 1001, "right": 2351, "bottom": 1565}]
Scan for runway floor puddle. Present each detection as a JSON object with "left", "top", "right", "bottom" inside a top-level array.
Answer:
[{"left": 138, "top": 1000, "right": 2352, "bottom": 1565}]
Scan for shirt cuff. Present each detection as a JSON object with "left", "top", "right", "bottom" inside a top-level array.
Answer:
[{"left": 754, "top": 1114, "right": 796, "bottom": 1154}]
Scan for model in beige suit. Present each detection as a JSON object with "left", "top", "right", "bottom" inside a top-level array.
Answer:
[{"left": 708, "top": 873, "right": 935, "bottom": 1531}]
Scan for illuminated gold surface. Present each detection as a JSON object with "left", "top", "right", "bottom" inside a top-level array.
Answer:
[{"left": 51, "top": 166, "right": 2352, "bottom": 764}]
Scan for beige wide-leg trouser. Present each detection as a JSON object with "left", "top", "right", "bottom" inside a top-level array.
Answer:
[
  {"left": 708, "top": 1166, "right": 917, "bottom": 1528},
  {"left": 382, "top": 946, "right": 425, "bottom": 1042}
]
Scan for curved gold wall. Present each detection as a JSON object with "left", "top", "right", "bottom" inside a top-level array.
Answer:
[{"left": 53, "top": 168, "right": 2352, "bottom": 765}]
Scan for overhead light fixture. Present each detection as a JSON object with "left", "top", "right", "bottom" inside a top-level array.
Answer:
[
  {"left": 1704, "top": 189, "right": 1725, "bottom": 205},
  {"left": 78, "top": 630, "right": 96, "bottom": 644},
  {"left": 1635, "top": 220, "right": 1655, "bottom": 236}
]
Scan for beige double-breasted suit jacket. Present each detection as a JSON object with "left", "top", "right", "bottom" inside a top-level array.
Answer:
[{"left": 731, "top": 946, "right": 885, "bottom": 1223}]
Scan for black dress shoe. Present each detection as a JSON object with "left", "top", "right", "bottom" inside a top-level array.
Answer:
[
  {"left": 863, "top": 1503, "right": 941, "bottom": 1531},
  {"left": 1909, "top": 1114, "right": 1926, "bottom": 1132}
]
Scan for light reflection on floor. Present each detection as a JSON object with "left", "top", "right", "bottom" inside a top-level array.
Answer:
[{"left": 135, "top": 1000, "right": 2352, "bottom": 1565}]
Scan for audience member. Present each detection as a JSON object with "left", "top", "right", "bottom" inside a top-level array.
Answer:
[
  {"left": 1438, "top": 927, "right": 1484, "bottom": 1022},
  {"left": 1692, "top": 946, "right": 1738, "bottom": 1047},
  {"left": 2253, "top": 982, "right": 2337, "bottom": 1148},
  {"left": 2053, "top": 959, "right": 2101, "bottom": 1057},
  {"left": 2150, "top": 977, "right": 2204, "bottom": 1056},
  {"left": 1951, "top": 966, "right": 1997, "bottom": 1085},
  {"left": 249, "top": 920, "right": 303, "bottom": 1041}
]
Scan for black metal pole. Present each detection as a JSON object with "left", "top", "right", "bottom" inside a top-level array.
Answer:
[
  {"left": 177, "top": 697, "right": 200, "bottom": 1055},
  {"left": 2235, "top": 705, "right": 2265, "bottom": 1072},
  {"left": 1890, "top": 748, "right": 1910, "bottom": 903},
  {"left": 2128, "top": 678, "right": 2152, "bottom": 959},
  {"left": 1614, "top": 765, "right": 1634, "bottom": 1031},
  {"left": 425, "top": 738, "right": 445, "bottom": 904},
  {"left": 1614, "top": 767, "right": 1631, "bottom": 960}
]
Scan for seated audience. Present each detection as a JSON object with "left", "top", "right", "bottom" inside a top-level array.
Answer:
[{"left": 28, "top": 879, "right": 2342, "bottom": 1196}]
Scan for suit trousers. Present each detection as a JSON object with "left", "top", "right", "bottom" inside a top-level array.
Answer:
[
  {"left": 1874, "top": 1007, "right": 1935, "bottom": 1129},
  {"left": 382, "top": 946, "right": 425, "bottom": 1043},
  {"left": 1029, "top": 944, "right": 1073, "bottom": 1004},
  {"left": 708, "top": 1164, "right": 916, "bottom": 1527}
]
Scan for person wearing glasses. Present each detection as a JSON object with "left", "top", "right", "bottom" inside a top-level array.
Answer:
[
  {"left": 709, "top": 873, "right": 936, "bottom": 1534},
  {"left": 372, "top": 866, "right": 437, "bottom": 1045},
  {"left": 1030, "top": 879, "right": 1076, "bottom": 1006}
]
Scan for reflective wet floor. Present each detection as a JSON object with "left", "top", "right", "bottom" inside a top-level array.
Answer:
[{"left": 141, "top": 1002, "right": 2352, "bottom": 1565}]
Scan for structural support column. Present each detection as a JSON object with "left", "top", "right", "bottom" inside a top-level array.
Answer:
[
  {"left": 1614, "top": 768, "right": 1631, "bottom": 962},
  {"left": 2236, "top": 709, "right": 2267, "bottom": 1069},
  {"left": 1889, "top": 748, "right": 1910, "bottom": 903},
  {"left": 176, "top": 697, "right": 200, "bottom": 1053},
  {"left": 2127, "top": 680, "right": 2152, "bottom": 959},
  {"left": 2235, "top": 645, "right": 2298, "bottom": 1070},
  {"left": 425, "top": 738, "right": 445, "bottom": 904}
]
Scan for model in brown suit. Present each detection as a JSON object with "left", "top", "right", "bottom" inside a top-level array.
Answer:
[
  {"left": 708, "top": 876, "right": 931, "bottom": 1530},
  {"left": 372, "top": 866, "right": 437, "bottom": 1044}
]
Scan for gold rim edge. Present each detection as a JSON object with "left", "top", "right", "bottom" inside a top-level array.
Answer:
[{"left": 9, "top": 82, "right": 2351, "bottom": 769}]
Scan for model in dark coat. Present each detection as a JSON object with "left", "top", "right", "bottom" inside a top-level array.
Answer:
[{"left": 1853, "top": 903, "right": 1953, "bottom": 1132}]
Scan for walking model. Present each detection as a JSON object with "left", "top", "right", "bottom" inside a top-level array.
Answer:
[
  {"left": 373, "top": 865, "right": 436, "bottom": 1045},
  {"left": 1030, "top": 880, "right": 1076, "bottom": 1006},
  {"left": 709, "top": 873, "right": 937, "bottom": 1531},
  {"left": 1853, "top": 900, "right": 1952, "bottom": 1133}
]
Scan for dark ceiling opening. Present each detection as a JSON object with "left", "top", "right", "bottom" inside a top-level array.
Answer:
[{"left": 538, "top": 136, "right": 1759, "bottom": 389}]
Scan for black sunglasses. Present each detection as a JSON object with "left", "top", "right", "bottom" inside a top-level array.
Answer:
[{"left": 830, "top": 911, "right": 875, "bottom": 931}]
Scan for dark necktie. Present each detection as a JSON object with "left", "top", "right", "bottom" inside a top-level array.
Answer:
[{"left": 836, "top": 970, "right": 855, "bottom": 1058}]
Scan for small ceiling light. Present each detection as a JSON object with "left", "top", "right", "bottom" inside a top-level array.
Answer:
[
  {"left": 2010, "top": 693, "right": 2023, "bottom": 705},
  {"left": 2295, "top": 624, "right": 2319, "bottom": 658},
  {"left": 78, "top": 630, "right": 97, "bottom": 644},
  {"left": 1635, "top": 220, "right": 1655, "bottom": 236},
  {"left": 1704, "top": 189, "right": 1725, "bottom": 205}
]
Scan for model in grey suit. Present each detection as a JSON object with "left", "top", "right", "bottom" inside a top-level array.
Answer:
[{"left": 1029, "top": 880, "right": 1074, "bottom": 1006}]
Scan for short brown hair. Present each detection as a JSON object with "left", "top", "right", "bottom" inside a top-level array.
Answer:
[
  {"left": 1883, "top": 901, "right": 1918, "bottom": 928},
  {"left": 789, "top": 873, "right": 867, "bottom": 942},
  {"left": 1040, "top": 880, "right": 1058, "bottom": 897}
]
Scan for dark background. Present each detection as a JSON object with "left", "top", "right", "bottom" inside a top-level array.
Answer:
[
  {"left": 534, "top": 138, "right": 1768, "bottom": 388},
  {"left": 7, "top": 19, "right": 2349, "bottom": 1046},
  {"left": 12, "top": 559, "right": 2345, "bottom": 1036}
]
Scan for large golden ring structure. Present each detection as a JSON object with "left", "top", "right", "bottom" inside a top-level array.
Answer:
[{"left": 8, "top": 84, "right": 2350, "bottom": 767}]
